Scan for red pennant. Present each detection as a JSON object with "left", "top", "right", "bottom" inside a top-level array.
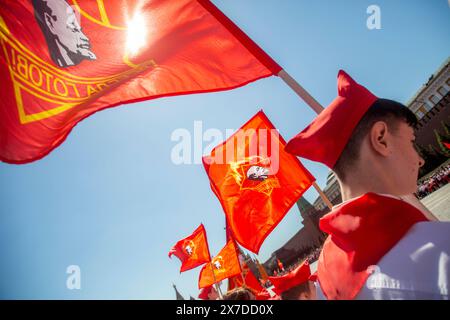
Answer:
[
  {"left": 169, "top": 224, "right": 211, "bottom": 273},
  {"left": 198, "top": 240, "right": 242, "bottom": 288}
]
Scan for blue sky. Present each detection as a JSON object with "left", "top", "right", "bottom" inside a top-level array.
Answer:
[{"left": 0, "top": 0, "right": 449, "bottom": 299}]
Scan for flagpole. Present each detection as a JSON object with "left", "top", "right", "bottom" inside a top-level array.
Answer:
[
  {"left": 278, "top": 69, "right": 324, "bottom": 115},
  {"left": 252, "top": 253, "right": 269, "bottom": 281},
  {"left": 215, "top": 282, "right": 224, "bottom": 300},
  {"left": 210, "top": 263, "right": 224, "bottom": 299},
  {"left": 312, "top": 182, "right": 333, "bottom": 210},
  {"left": 235, "top": 242, "right": 247, "bottom": 287},
  {"left": 241, "top": 272, "right": 247, "bottom": 287},
  {"left": 277, "top": 69, "right": 334, "bottom": 210}
]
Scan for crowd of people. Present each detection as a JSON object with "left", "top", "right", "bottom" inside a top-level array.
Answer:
[{"left": 416, "top": 164, "right": 450, "bottom": 199}]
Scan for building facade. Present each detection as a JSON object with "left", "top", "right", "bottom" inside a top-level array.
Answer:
[{"left": 408, "top": 58, "right": 450, "bottom": 176}]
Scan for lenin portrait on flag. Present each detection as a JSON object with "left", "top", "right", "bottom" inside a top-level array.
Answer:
[{"left": 32, "top": 0, "right": 97, "bottom": 68}]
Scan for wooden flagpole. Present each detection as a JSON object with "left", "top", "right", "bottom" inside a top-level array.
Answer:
[
  {"left": 278, "top": 70, "right": 324, "bottom": 115},
  {"left": 252, "top": 253, "right": 269, "bottom": 281},
  {"left": 278, "top": 69, "right": 334, "bottom": 210},
  {"left": 312, "top": 182, "right": 333, "bottom": 210},
  {"left": 235, "top": 242, "right": 247, "bottom": 287},
  {"left": 210, "top": 262, "right": 224, "bottom": 300}
]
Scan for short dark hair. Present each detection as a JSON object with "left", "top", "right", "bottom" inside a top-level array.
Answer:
[{"left": 333, "top": 99, "right": 418, "bottom": 181}]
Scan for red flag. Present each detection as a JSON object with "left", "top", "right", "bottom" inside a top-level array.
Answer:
[
  {"left": 203, "top": 111, "right": 315, "bottom": 253},
  {"left": 169, "top": 224, "right": 211, "bottom": 273},
  {"left": 277, "top": 258, "right": 285, "bottom": 271},
  {"left": 0, "top": 0, "right": 281, "bottom": 163},
  {"left": 228, "top": 259, "right": 267, "bottom": 296},
  {"left": 198, "top": 239, "right": 242, "bottom": 288},
  {"left": 268, "top": 260, "right": 311, "bottom": 295}
]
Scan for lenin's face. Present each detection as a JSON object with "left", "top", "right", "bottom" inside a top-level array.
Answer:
[
  {"left": 40, "top": 0, "right": 96, "bottom": 66},
  {"left": 247, "top": 165, "right": 269, "bottom": 181},
  {"left": 48, "top": 1, "right": 94, "bottom": 58}
]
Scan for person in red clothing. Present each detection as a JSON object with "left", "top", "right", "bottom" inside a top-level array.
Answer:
[
  {"left": 198, "top": 285, "right": 219, "bottom": 300},
  {"left": 285, "top": 70, "right": 449, "bottom": 300}
]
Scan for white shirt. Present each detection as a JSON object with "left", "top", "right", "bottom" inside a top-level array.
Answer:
[{"left": 316, "top": 222, "right": 450, "bottom": 300}]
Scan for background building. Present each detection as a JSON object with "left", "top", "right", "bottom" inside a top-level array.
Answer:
[{"left": 408, "top": 58, "right": 450, "bottom": 177}]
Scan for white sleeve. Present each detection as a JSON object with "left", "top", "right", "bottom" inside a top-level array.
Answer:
[{"left": 356, "top": 222, "right": 450, "bottom": 300}]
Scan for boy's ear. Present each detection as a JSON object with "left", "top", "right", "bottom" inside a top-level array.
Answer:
[{"left": 369, "top": 121, "right": 391, "bottom": 157}]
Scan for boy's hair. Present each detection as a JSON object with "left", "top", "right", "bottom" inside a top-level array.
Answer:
[
  {"left": 280, "top": 281, "right": 312, "bottom": 300},
  {"left": 333, "top": 99, "right": 418, "bottom": 181},
  {"left": 223, "top": 287, "right": 255, "bottom": 300}
]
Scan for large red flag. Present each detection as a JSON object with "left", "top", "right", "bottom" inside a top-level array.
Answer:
[
  {"left": 203, "top": 111, "right": 315, "bottom": 253},
  {"left": 169, "top": 224, "right": 211, "bottom": 273},
  {"left": 198, "top": 239, "right": 241, "bottom": 288},
  {"left": 0, "top": 0, "right": 281, "bottom": 163}
]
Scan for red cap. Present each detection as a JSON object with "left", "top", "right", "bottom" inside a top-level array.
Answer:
[
  {"left": 267, "top": 260, "right": 311, "bottom": 295},
  {"left": 285, "top": 70, "right": 378, "bottom": 168}
]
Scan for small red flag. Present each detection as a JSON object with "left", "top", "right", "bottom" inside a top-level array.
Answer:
[
  {"left": 0, "top": 0, "right": 281, "bottom": 163},
  {"left": 228, "top": 259, "right": 267, "bottom": 296},
  {"left": 268, "top": 260, "right": 311, "bottom": 295},
  {"left": 198, "top": 240, "right": 242, "bottom": 288},
  {"left": 203, "top": 111, "right": 315, "bottom": 253},
  {"left": 169, "top": 224, "right": 211, "bottom": 273},
  {"left": 277, "top": 258, "right": 285, "bottom": 271}
]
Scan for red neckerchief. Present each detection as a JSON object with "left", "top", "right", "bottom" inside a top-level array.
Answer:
[{"left": 317, "top": 193, "right": 428, "bottom": 300}]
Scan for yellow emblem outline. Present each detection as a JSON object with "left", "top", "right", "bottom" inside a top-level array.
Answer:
[{"left": 0, "top": 12, "right": 157, "bottom": 124}]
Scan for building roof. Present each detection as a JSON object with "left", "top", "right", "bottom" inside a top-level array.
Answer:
[{"left": 406, "top": 56, "right": 450, "bottom": 106}]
